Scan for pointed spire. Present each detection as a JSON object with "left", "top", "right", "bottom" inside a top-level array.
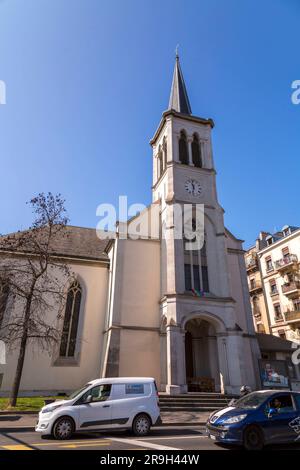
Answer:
[{"left": 168, "top": 50, "right": 192, "bottom": 115}]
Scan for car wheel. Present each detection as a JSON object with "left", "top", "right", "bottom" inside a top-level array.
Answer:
[
  {"left": 52, "top": 416, "right": 75, "bottom": 440},
  {"left": 243, "top": 425, "right": 264, "bottom": 451},
  {"left": 132, "top": 413, "right": 151, "bottom": 436}
]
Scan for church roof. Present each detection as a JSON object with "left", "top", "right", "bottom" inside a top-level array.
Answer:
[
  {"left": 168, "top": 54, "right": 192, "bottom": 115},
  {"left": 0, "top": 225, "right": 110, "bottom": 263},
  {"left": 48, "top": 226, "right": 110, "bottom": 262}
]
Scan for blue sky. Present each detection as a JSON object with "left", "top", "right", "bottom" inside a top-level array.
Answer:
[{"left": 0, "top": 0, "right": 299, "bottom": 247}]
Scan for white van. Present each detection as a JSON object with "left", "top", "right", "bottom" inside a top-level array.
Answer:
[{"left": 35, "top": 377, "right": 161, "bottom": 439}]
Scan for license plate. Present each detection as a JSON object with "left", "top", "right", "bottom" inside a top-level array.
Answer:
[{"left": 210, "top": 434, "right": 216, "bottom": 440}]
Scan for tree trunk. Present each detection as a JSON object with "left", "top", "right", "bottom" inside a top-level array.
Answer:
[{"left": 8, "top": 291, "right": 33, "bottom": 407}]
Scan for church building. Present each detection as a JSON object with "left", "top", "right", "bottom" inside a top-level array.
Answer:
[{"left": 0, "top": 56, "right": 261, "bottom": 396}]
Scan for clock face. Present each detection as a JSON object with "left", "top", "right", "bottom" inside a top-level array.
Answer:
[{"left": 185, "top": 178, "right": 202, "bottom": 197}]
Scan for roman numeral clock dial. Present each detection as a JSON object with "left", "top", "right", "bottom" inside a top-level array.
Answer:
[{"left": 185, "top": 178, "right": 203, "bottom": 197}]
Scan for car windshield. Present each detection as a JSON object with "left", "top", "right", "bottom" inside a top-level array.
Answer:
[
  {"left": 234, "top": 392, "right": 270, "bottom": 410},
  {"left": 65, "top": 383, "right": 91, "bottom": 400}
]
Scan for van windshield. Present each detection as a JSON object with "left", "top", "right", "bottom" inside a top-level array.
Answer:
[{"left": 66, "top": 384, "right": 91, "bottom": 400}]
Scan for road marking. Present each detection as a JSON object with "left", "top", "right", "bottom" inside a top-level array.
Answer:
[
  {"left": 2, "top": 444, "right": 33, "bottom": 451},
  {"left": 32, "top": 439, "right": 110, "bottom": 446},
  {"left": 138, "top": 435, "right": 207, "bottom": 441},
  {"left": 60, "top": 442, "right": 110, "bottom": 449},
  {"left": 106, "top": 436, "right": 179, "bottom": 450}
]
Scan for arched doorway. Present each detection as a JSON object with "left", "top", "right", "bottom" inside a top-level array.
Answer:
[{"left": 185, "top": 318, "right": 220, "bottom": 392}]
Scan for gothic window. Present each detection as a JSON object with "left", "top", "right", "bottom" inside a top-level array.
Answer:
[
  {"left": 179, "top": 130, "right": 188, "bottom": 165},
  {"left": 184, "top": 220, "right": 209, "bottom": 293},
  {"left": 60, "top": 280, "right": 82, "bottom": 358},
  {"left": 157, "top": 146, "right": 163, "bottom": 179},
  {"left": 191, "top": 133, "right": 202, "bottom": 168},
  {"left": 163, "top": 136, "right": 167, "bottom": 170},
  {"left": 0, "top": 282, "right": 9, "bottom": 328}
]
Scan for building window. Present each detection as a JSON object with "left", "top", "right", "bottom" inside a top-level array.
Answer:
[
  {"left": 252, "top": 296, "right": 261, "bottom": 317},
  {"left": 184, "top": 226, "right": 209, "bottom": 293},
  {"left": 191, "top": 133, "right": 202, "bottom": 168},
  {"left": 163, "top": 136, "right": 167, "bottom": 170},
  {"left": 266, "top": 257, "right": 273, "bottom": 272},
  {"left": 282, "top": 247, "right": 290, "bottom": 260},
  {"left": 270, "top": 279, "right": 278, "bottom": 296},
  {"left": 184, "top": 264, "right": 192, "bottom": 291},
  {"left": 278, "top": 330, "right": 286, "bottom": 340},
  {"left": 274, "top": 303, "right": 282, "bottom": 321},
  {"left": 179, "top": 130, "right": 189, "bottom": 165},
  {"left": 157, "top": 145, "right": 163, "bottom": 179},
  {"left": 0, "top": 282, "right": 9, "bottom": 328},
  {"left": 60, "top": 280, "right": 82, "bottom": 358},
  {"left": 293, "top": 299, "right": 300, "bottom": 311}
]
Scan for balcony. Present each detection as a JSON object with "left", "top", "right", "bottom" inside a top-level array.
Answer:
[
  {"left": 281, "top": 281, "right": 300, "bottom": 298},
  {"left": 275, "top": 254, "right": 298, "bottom": 272},
  {"left": 249, "top": 280, "right": 263, "bottom": 294},
  {"left": 284, "top": 309, "right": 300, "bottom": 324},
  {"left": 246, "top": 257, "right": 258, "bottom": 272}
]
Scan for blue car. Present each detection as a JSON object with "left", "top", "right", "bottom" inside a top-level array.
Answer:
[{"left": 206, "top": 390, "right": 300, "bottom": 450}]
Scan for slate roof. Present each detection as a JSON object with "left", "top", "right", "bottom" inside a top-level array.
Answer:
[
  {"left": 0, "top": 225, "right": 111, "bottom": 262},
  {"left": 168, "top": 54, "right": 192, "bottom": 115}
]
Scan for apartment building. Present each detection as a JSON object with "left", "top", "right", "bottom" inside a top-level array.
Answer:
[{"left": 245, "top": 225, "right": 300, "bottom": 344}]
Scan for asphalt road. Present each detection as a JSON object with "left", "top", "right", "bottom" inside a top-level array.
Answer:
[
  {"left": 0, "top": 426, "right": 229, "bottom": 451},
  {"left": 0, "top": 426, "right": 300, "bottom": 451}
]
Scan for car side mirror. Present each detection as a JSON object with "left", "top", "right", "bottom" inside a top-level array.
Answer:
[
  {"left": 84, "top": 395, "right": 93, "bottom": 404},
  {"left": 268, "top": 407, "right": 278, "bottom": 418}
]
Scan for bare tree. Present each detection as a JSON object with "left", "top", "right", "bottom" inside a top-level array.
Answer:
[{"left": 0, "top": 193, "right": 71, "bottom": 407}]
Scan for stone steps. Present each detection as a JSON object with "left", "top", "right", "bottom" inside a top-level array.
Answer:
[{"left": 158, "top": 393, "right": 237, "bottom": 412}]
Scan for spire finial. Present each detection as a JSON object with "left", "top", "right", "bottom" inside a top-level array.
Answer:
[{"left": 168, "top": 49, "right": 192, "bottom": 115}]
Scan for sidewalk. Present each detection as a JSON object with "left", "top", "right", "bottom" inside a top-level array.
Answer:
[{"left": 0, "top": 411, "right": 209, "bottom": 432}]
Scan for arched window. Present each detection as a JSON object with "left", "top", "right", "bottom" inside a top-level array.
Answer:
[
  {"left": 60, "top": 280, "right": 82, "bottom": 358},
  {"left": 157, "top": 146, "right": 163, "bottom": 180},
  {"left": 0, "top": 282, "right": 9, "bottom": 328},
  {"left": 192, "top": 133, "right": 202, "bottom": 168},
  {"left": 183, "top": 220, "right": 209, "bottom": 294},
  {"left": 163, "top": 136, "right": 167, "bottom": 170},
  {"left": 179, "top": 130, "right": 189, "bottom": 165}
]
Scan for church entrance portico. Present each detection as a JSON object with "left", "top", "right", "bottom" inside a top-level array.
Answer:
[
  {"left": 185, "top": 318, "right": 220, "bottom": 392},
  {"left": 164, "top": 309, "right": 247, "bottom": 395}
]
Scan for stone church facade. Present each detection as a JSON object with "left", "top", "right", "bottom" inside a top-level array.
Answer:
[{"left": 0, "top": 56, "right": 261, "bottom": 396}]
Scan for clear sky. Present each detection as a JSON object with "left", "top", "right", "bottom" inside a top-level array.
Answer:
[{"left": 0, "top": 0, "right": 299, "bottom": 247}]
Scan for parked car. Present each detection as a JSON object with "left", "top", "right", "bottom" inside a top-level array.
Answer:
[
  {"left": 36, "top": 377, "right": 161, "bottom": 439},
  {"left": 206, "top": 390, "right": 300, "bottom": 450}
]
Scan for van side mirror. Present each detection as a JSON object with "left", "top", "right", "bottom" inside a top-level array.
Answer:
[{"left": 268, "top": 407, "right": 278, "bottom": 418}]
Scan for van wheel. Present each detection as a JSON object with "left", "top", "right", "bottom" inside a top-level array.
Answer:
[
  {"left": 132, "top": 414, "right": 151, "bottom": 436},
  {"left": 52, "top": 416, "right": 75, "bottom": 440},
  {"left": 243, "top": 425, "right": 264, "bottom": 450}
]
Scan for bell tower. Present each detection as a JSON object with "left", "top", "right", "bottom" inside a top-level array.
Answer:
[
  {"left": 150, "top": 54, "right": 260, "bottom": 395},
  {"left": 150, "top": 53, "right": 230, "bottom": 299}
]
